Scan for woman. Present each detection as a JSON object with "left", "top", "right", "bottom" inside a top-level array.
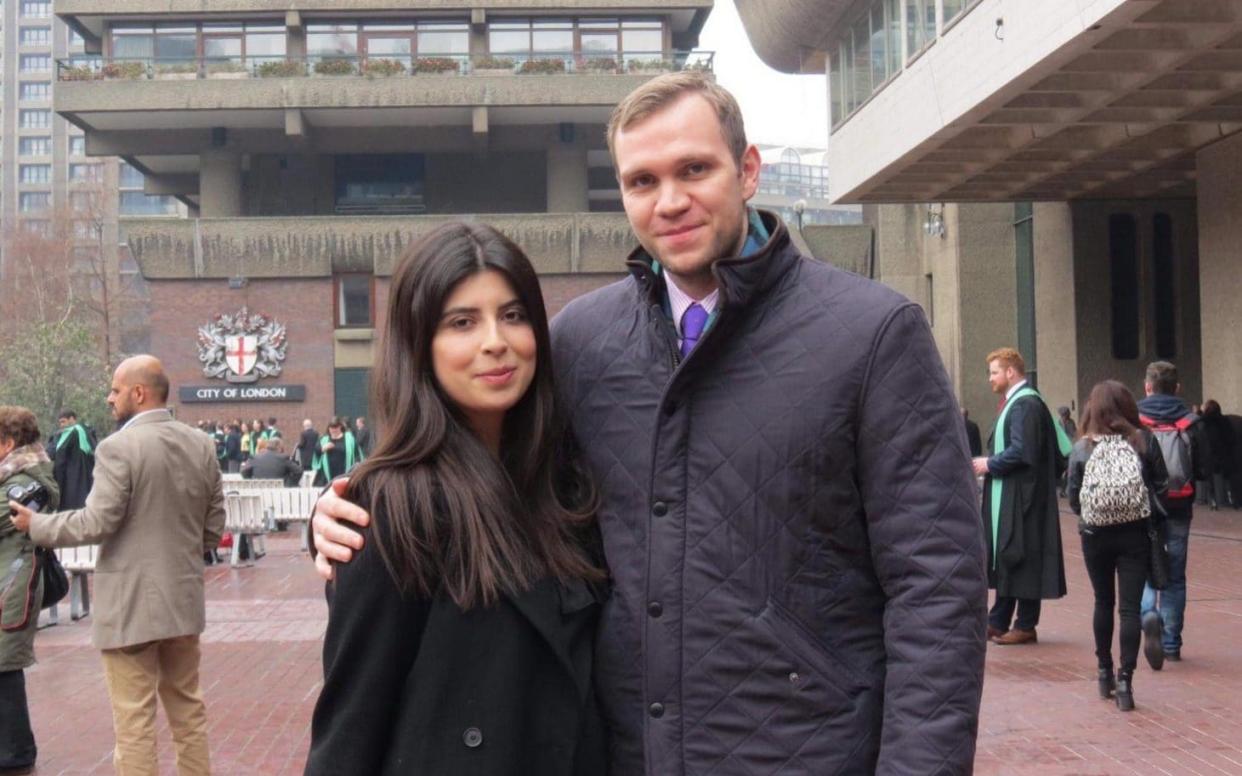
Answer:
[
  {"left": 1066, "top": 381, "right": 1167, "bottom": 712},
  {"left": 0, "top": 406, "right": 60, "bottom": 773},
  {"left": 305, "top": 223, "right": 607, "bottom": 775}
]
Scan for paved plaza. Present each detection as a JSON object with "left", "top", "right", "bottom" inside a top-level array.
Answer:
[{"left": 22, "top": 506, "right": 1242, "bottom": 775}]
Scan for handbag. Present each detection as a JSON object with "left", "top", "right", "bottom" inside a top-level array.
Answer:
[
  {"left": 37, "top": 547, "right": 70, "bottom": 609},
  {"left": 1146, "top": 519, "right": 1170, "bottom": 591}
]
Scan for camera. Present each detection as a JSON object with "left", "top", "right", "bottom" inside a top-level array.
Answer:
[{"left": 6, "top": 480, "right": 50, "bottom": 515}]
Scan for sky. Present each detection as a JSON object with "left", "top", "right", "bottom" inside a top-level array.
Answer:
[{"left": 698, "top": 3, "right": 830, "bottom": 150}]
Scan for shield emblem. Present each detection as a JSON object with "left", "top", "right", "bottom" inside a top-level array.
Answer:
[{"left": 225, "top": 334, "right": 258, "bottom": 376}]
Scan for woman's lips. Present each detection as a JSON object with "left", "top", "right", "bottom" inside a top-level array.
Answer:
[{"left": 477, "top": 366, "right": 516, "bottom": 385}]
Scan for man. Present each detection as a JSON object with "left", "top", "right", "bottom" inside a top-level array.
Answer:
[
  {"left": 241, "top": 436, "right": 302, "bottom": 488},
  {"left": 208, "top": 421, "right": 226, "bottom": 471},
  {"left": 353, "top": 417, "right": 372, "bottom": 457},
  {"left": 971, "top": 348, "right": 1071, "bottom": 645},
  {"left": 9, "top": 356, "right": 224, "bottom": 776},
  {"left": 962, "top": 407, "right": 983, "bottom": 457},
  {"left": 312, "top": 419, "right": 361, "bottom": 484},
  {"left": 263, "top": 416, "right": 282, "bottom": 442},
  {"left": 1138, "top": 361, "right": 1210, "bottom": 667},
  {"left": 312, "top": 73, "right": 987, "bottom": 773},
  {"left": 50, "top": 410, "right": 96, "bottom": 510},
  {"left": 296, "top": 419, "right": 318, "bottom": 470},
  {"left": 223, "top": 423, "right": 243, "bottom": 473}
]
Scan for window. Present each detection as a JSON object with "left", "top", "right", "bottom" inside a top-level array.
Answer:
[
  {"left": 74, "top": 219, "right": 102, "bottom": 239},
  {"left": 489, "top": 18, "right": 663, "bottom": 63},
  {"left": 307, "top": 20, "right": 466, "bottom": 67},
  {"left": 19, "top": 136, "right": 50, "bottom": 156},
  {"left": 19, "top": 164, "right": 50, "bottom": 183},
  {"left": 334, "top": 154, "right": 425, "bottom": 214},
  {"left": 19, "top": 82, "right": 49, "bottom": 100},
  {"left": 335, "top": 275, "right": 373, "bottom": 327},
  {"left": 20, "top": 54, "right": 51, "bottom": 72},
  {"left": 905, "top": 0, "right": 937, "bottom": 60},
  {"left": 20, "top": 27, "right": 50, "bottom": 45},
  {"left": 19, "top": 191, "right": 50, "bottom": 212},
  {"left": 334, "top": 368, "right": 370, "bottom": 423},
  {"left": 22, "top": 220, "right": 51, "bottom": 237},
  {"left": 19, "top": 109, "right": 50, "bottom": 128},
  {"left": 831, "top": 0, "right": 901, "bottom": 129},
  {"left": 69, "top": 136, "right": 86, "bottom": 156},
  {"left": 1152, "top": 213, "right": 1177, "bottom": 358},
  {"left": 69, "top": 29, "right": 86, "bottom": 47},
  {"left": 118, "top": 162, "right": 177, "bottom": 215},
  {"left": 1108, "top": 214, "right": 1140, "bottom": 360},
  {"left": 942, "top": 0, "right": 974, "bottom": 28},
  {"left": 20, "top": 1, "right": 51, "bottom": 19},
  {"left": 71, "top": 191, "right": 99, "bottom": 212},
  {"left": 1014, "top": 203, "right": 1037, "bottom": 379},
  {"left": 69, "top": 163, "right": 102, "bottom": 182}
]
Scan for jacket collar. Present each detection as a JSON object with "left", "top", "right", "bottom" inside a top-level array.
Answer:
[
  {"left": 625, "top": 209, "right": 798, "bottom": 313},
  {"left": 120, "top": 408, "right": 172, "bottom": 432},
  {"left": 505, "top": 577, "right": 600, "bottom": 702}
]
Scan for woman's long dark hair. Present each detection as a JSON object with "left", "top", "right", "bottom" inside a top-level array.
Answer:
[
  {"left": 1079, "top": 380, "right": 1147, "bottom": 454},
  {"left": 346, "top": 221, "right": 601, "bottom": 608}
]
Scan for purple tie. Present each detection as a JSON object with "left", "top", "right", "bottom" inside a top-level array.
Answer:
[{"left": 680, "top": 303, "right": 708, "bottom": 358}]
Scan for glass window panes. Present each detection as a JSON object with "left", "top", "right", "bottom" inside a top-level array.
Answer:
[
  {"left": 20, "top": 27, "right": 51, "bottom": 45},
  {"left": 69, "top": 29, "right": 86, "bottom": 47},
  {"left": 20, "top": 54, "right": 51, "bottom": 72},
  {"left": 119, "top": 191, "right": 177, "bottom": 216},
  {"left": 308, "top": 23, "right": 359, "bottom": 58},
  {"left": 20, "top": 1, "right": 51, "bottom": 18},
  {"left": 942, "top": 0, "right": 968, "bottom": 27},
  {"left": 119, "top": 162, "right": 145, "bottom": 188},
  {"left": 69, "top": 163, "right": 102, "bottom": 182},
  {"left": 870, "top": 3, "right": 887, "bottom": 90},
  {"left": 337, "top": 275, "right": 372, "bottom": 327},
  {"left": 22, "top": 220, "right": 51, "bottom": 237},
  {"left": 489, "top": 21, "right": 531, "bottom": 54},
  {"left": 19, "top": 192, "right": 50, "bottom": 212},
  {"left": 19, "top": 136, "right": 50, "bottom": 156},
  {"left": 155, "top": 24, "right": 197, "bottom": 61},
  {"left": 417, "top": 22, "right": 468, "bottom": 55},
  {"left": 69, "top": 136, "right": 86, "bottom": 155},
  {"left": 832, "top": 0, "right": 917, "bottom": 129},
  {"left": 19, "top": 82, "right": 50, "bottom": 100},
  {"left": 19, "top": 109, "right": 50, "bottom": 128},
  {"left": 622, "top": 19, "right": 663, "bottom": 56},
  {"left": 71, "top": 191, "right": 98, "bottom": 211},
  {"left": 112, "top": 25, "right": 155, "bottom": 60},
  {"left": 245, "top": 25, "right": 286, "bottom": 58},
  {"left": 20, "top": 164, "right": 51, "bottom": 184},
  {"left": 532, "top": 20, "right": 574, "bottom": 54}
]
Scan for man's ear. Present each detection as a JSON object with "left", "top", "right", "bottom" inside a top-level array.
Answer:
[{"left": 739, "top": 144, "right": 761, "bottom": 201}]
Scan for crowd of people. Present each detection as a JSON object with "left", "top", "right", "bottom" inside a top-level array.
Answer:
[{"left": 0, "top": 70, "right": 1236, "bottom": 775}]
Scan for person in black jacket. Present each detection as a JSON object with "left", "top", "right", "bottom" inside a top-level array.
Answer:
[
  {"left": 305, "top": 222, "right": 606, "bottom": 776},
  {"left": 50, "top": 409, "right": 96, "bottom": 510},
  {"left": 240, "top": 437, "right": 302, "bottom": 487},
  {"left": 962, "top": 408, "right": 983, "bottom": 458},
  {"left": 1067, "top": 381, "right": 1168, "bottom": 712},
  {"left": 223, "top": 423, "right": 243, "bottom": 473}
]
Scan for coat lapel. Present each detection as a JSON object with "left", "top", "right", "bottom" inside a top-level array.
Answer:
[{"left": 505, "top": 577, "right": 598, "bottom": 701}]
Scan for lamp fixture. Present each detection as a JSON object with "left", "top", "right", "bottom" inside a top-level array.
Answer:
[{"left": 923, "top": 203, "right": 946, "bottom": 238}]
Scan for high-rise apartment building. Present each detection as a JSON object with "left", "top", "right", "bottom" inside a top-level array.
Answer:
[{"left": 53, "top": 1, "right": 715, "bottom": 424}]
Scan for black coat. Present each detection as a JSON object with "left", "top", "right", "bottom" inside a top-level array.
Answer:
[
  {"left": 240, "top": 451, "right": 302, "bottom": 487},
  {"left": 224, "top": 431, "right": 243, "bottom": 462},
  {"left": 964, "top": 417, "right": 983, "bottom": 457},
  {"left": 51, "top": 423, "right": 96, "bottom": 510},
  {"left": 305, "top": 524, "right": 607, "bottom": 776},
  {"left": 982, "top": 392, "right": 1068, "bottom": 600}
]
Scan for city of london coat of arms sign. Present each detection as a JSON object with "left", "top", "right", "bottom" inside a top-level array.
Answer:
[{"left": 197, "top": 307, "right": 288, "bottom": 383}]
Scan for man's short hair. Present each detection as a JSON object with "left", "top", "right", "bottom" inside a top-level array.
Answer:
[
  {"left": 986, "top": 347, "right": 1026, "bottom": 374},
  {"left": 58, "top": 409, "right": 77, "bottom": 421},
  {"left": 0, "top": 406, "right": 41, "bottom": 448},
  {"left": 1145, "top": 361, "right": 1179, "bottom": 395},
  {"left": 266, "top": 437, "right": 284, "bottom": 454},
  {"left": 268, "top": 416, "right": 277, "bottom": 426},
  {"left": 606, "top": 71, "right": 748, "bottom": 169}
]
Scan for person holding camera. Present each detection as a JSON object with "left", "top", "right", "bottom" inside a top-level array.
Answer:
[{"left": 0, "top": 405, "right": 60, "bottom": 775}]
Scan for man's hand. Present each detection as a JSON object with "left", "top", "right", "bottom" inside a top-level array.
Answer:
[
  {"left": 9, "top": 500, "right": 33, "bottom": 533},
  {"left": 312, "top": 477, "right": 370, "bottom": 581},
  {"left": 971, "top": 457, "right": 990, "bottom": 477}
]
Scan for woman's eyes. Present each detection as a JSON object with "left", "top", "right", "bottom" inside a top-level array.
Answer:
[
  {"left": 502, "top": 307, "right": 528, "bottom": 323},
  {"left": 443, "top": 309, "right": 527, "bottom": 330}
]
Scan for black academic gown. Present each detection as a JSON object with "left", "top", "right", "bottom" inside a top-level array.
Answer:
[
  {"left": 52, "top": 424, "right": 96, "bottom": 510},
  {"left": 981, "top": 394, "right": 1067, "bottom": 601}
]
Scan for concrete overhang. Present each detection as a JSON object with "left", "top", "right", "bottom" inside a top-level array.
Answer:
[
  {"left": 122, "top": 212, "right": 637, "bottom": 279},
  {"left": 821, "top": 0, "right": 1242, "bottom": 203},
  {"left": 733, "top": 0, "right": 849, "bottom": 74}
]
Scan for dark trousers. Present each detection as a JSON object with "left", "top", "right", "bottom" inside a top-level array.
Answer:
[
  {"left": 1081, "top": 521, "right": 1148, "bottom": 674},
  {"left": 989, "top": 596, "right": 1041, "bottom": 631},
  {"left": 0, "top": 669, "right": 37, "bottom": 769}
]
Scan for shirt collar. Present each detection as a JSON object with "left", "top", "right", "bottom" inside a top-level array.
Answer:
[
  {"left": 666, "top": 274, "right": 720, "bottom": 334},
  {"left": 1005, "top": 379, "right": 1029, "bottom": 402}
]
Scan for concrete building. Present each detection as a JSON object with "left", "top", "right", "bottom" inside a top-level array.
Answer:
[
  {"left": 54, "top": 0, "right": 715, "bottom": 426},
  {"left": 753, "top": 144, "right": 862, "bottom": 228},
  {"left": 736, "top": 0, "right": 1242, "bottom": 427}
]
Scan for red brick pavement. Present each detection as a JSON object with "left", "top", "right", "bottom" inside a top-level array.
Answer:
[{"left": 22, "top": 507, "right": 1242, "bottom": 775}]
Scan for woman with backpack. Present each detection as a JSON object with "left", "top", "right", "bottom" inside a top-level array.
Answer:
[{"left": 1067, "top": 381, "right": 1168, "bottom": 711}]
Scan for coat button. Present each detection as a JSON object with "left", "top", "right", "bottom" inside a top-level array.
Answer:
[
  {"left": 649, "top": 702, "right": 665, "bottom": 718},
  {"left": 463, "top": 727, "right": 483, "bottom": 748},
  {"left": 652, "top": 501, "right": 668, "bottom": 517},
  {"left": 647, "top": 601, "right": 663, "bottom": 618}
]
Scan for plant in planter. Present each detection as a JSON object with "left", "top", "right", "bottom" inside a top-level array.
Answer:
[
  {"left": 207, "top": 60, "right": 250, "bottom": 79},
  {"left": 518, "top": 57, "right": 566, "bottom": 75},
  {"left": 627, "top": 58, "right": 672, "bottom": 74},
  {"left": 578, "top": 57, "right": 618, "bottom": 74},
  {"left": 414, "top": 57, "right": 460, "bottom": 75},
  {"left": 314, "top": 58, "right": 357, "bottom": 76},
  {"left": 682, "top": 60, "right": 713, "bottom": 73},
  {"left": 363, "top": 58, "right": 406, "bottom": 77},
  {"left": 60, "top": 64, "right": 99, "bottom": 81},
  {"left": 256, "top": 60, "right": 305, "bottom": 78},
  {"left": 101, "top": 61, "right": 148, "bottom": 80},
  {"left": 473, "top": 55, "right": 516, "bottom": 74},
  {"left": 155, "top": 61, "right": 199, "bottom": 79}
]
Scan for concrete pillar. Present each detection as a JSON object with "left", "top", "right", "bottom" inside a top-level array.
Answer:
[
  {"left": 1032, "top": 202, "right": 1079, "bottom": 414},
  {"left": 199, "top": 149, "right": 244, "bottom": 218},
  {"left": 546, "top": 141, "right": 589, "bottom": 213},
  {"left": 1196, "top": 133, "right": 1242, "bottom": 411}
]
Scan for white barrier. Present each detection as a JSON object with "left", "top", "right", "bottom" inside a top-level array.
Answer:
[
  {"left": 46, "top": 545, "right": 99, "bottom": 623},
  {"left": 224, "top": 492, "right": 268, "bottom": 567}
]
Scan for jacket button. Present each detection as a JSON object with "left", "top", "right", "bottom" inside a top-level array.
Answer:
[
  {"left": 652, "top": 501, "right": 668, "bottom": 517},
  {"left": 647, "top": 601, "right": 663, "bottom": 617},
  {"left": 649, "top": 702, "right": 665, "bottom": 718},
  {"left": 463, "top": 727, "right": 483, "bottom": 748}
]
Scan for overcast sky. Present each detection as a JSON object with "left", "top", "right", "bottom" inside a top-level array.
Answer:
[{"left": 698, "top": 3, "right": 830, "bottom": 150}]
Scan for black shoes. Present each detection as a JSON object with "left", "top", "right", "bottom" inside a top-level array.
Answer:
[
  {"left": 1115, "top": 673, "right": 1134, "bottom": 711},
  {"left": 1097, "top": 668, "right": 1116, "bottom": 699},
  {"left": 1166, "top": 650, "right": 1181, "bottom": 662},
  {"left": 1142, "top": 611, "right": 1165, "bottom": 671}
]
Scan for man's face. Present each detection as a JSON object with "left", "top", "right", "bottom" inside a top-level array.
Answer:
[
  {"left": 987, "top": 361, "right": 1017, "bottom": 395},
  {"left": 107, "top": 371, "right": 139, "bottom": 425},
  {"left": 614, "top": 94, "right": 761, "bottom": 289},
  {"left": 58, "top": 417, "right": 71, "bottom": 429}
]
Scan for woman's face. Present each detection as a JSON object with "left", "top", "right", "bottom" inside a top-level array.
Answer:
[{"left": 431, "top": 269, "right": 537, "bottom": 441}]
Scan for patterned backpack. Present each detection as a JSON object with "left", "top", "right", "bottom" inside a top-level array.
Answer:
[{"left": 1080, "top": 435, "right": 1151, "bottom": 527}]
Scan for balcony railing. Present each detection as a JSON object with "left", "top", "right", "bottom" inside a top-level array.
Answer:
[{"left": 56, "top": 51, "right": 714, "bottom": 82}]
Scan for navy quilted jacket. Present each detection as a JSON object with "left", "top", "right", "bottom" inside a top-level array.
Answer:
[{"left": 550, "top": 213, "right": 987, "bottom": 775}]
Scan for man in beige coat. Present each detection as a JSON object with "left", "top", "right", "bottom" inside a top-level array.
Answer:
[{"left": 10, "top": 355, "right": 224, "bottom": 776}]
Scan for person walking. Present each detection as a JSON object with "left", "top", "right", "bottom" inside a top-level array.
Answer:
[
  {"left": 296, "top": 419, "right": 318, "bottom": 470},
  {"left": 1138, "top": 361, "right": 1211, "bottom": 666},
  {"left": 310, "top": 72, "right": 988, "bottom": 774},
  {"left": 1200, "top": 400, "right": 1235, "bottom": 509},
  {"left": 0, "top": 406, "right": 60, "bottom": 774},
  {"left": 973, "top": 347, "right": 1072, "bottom": 645},
  {"left": 305, "top": 223, "right": 606, "bottom": 775},
  {"left": 1066, "top": 381, "right": 1168, "bottom": 711},
  {"left": 9, "top": 356, "right": 225, "bottom": 776}
]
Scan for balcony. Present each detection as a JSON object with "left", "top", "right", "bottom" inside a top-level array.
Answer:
[{"left": 122, "top": 212, "right": 638, "bottom": 280}]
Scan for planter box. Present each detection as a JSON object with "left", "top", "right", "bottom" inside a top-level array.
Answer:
[
  {"left": 207, "top": 71, "right": 250, "bottom": 80},
  {"left": 156, "top": 71, "right": 199, "bottom": 80},
  {"left": 474, "top": 68, "right": 514, "bottom": 77}
]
